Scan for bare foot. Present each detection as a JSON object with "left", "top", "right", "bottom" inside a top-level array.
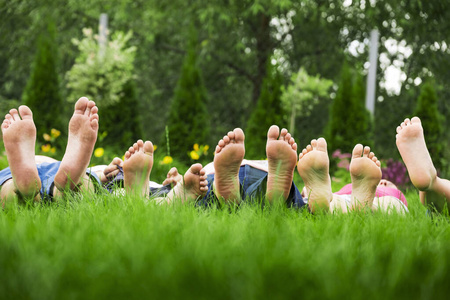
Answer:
[
  {"left": 396, "top": 117, "right": 436, "bottom": 190},
  {"left": 1, "top": 106, "right": 41, "bottom": 198},
  {"left": 396, "top": 117, "right": 450, "bottom": 210},
  {"left": 297, "top": 138, "right": 332, "bottom": 212},
  {"left": 213, "top": 128, "right": 245, "bottom": 204},
  {"left": 167, "top": 164, "right": 208, "bottom": 203},
  {"left": 349, "top": 144, "right": 381, "bottom": 209},
  {"left": 54, "top": 97, "right": 99, "bottom": 190},
  {"left": 123, "top": 140, "right": 154, "bottom": 197},
  {"left": 162, "top": 167, "right": 183, "bottom": 186},
  {"left": 266, "top": 125, "right": 297, "bottom": 204}
]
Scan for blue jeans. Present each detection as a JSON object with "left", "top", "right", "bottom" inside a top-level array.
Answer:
[
  {"left": 200, "top": 165, "right": 305, "bottom": 208},
  {"left": 0, "top": 162, "right": 101, "bottom": 200}
]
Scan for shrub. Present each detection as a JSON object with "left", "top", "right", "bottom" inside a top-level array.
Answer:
[
  {"left": 246, "top": 62, "right": 285, "bottom": 159},
  {"left": 166, "top": 31, "right": 210, "bottom": 163},
  {"left": 22, "top": 22, "right": 64, "bottom": 144}
]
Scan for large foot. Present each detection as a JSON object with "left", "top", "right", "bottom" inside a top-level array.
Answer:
[
  {"left": 123, "top": 140, "right": 154, "bottom": 197},
  {"left": 54, "top": 97, "right": 99, "bottom": 190},
  {"left": 1, "top": 106, "right": 41, "bottom": 198},
  {"left": 167, "top": 164, "right": 208, "bottom": 203},
  {"left": 213, "top": 128, "right": 245, "bottom": 204},
  {"left": 349, "top": 144, "right": 381, "bottom": 209},
  {"left": 266, "top": 125, "right": 297, "bottom": 204},
  {"left": 297, "top": 138, "right": 332, "bottom": 212},
  {"left": 396, "top": 117, "right": 436, "bottom": 190}
]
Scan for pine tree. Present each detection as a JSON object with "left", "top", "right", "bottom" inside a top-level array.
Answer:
[
  {"left": 413, "top": 81, "right": 443, "bottom": 170},
  {"left": 22, "top": 22, "right": 63, "bottom": 142},
  {"left": 166, "top": 32, "right": 210, "bottom": 161},
  {"left": 100, "top": 80, "right": 143, "bottom": 152},
  {"left": 246, "top": 62, "right": 285, "bottom": 159},
  {"left": 326, "top": 63, "right": 372, "bottom": 153}
]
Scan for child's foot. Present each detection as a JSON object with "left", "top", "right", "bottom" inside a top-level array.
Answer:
[
  {"left": 297, "top": 138, "right": 332, "bottom": 212},
  {"left": 167, "top": 164, "right": 208, "bottom": 203},
  {"left": 266, "top": 125, "right": 297, "bottom": 204},
  {"left": 123, "top": 140, "right": 154, "bottom": 197},
  {"left": 349, "top": 144, "right": 381, "bottom": 209},
  {"left": 396, "top": 117, "right": 436, "bottom": 190},
  {"left": 213, "top": 128, "right": 245, "bottom": 204},
  {"left": 162, "top": 167, "right": 183, "bottom": 186},
  {"left": 54, "top": 97, "right": 99, "bottom": 190},
  {"left": 1, "top": 106, "right": 41, "bottom": 198}
]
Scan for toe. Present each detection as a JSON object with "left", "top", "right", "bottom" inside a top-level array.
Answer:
[
  {"left": 352, "top": 144, "right": 364, "bottom": 158},
  {"left": 316, "top": 138, "right": 327, "bottom": 152},
  {"left": 234, "top": 128, "right": 245, "bottom": 143},
  {"left": 144, "top": 141, "right": 154, "bottom": 154},
  {"left": 18, "top": 105, "right": 33, "bottom": 120},
  {"left": 363, "top": 146, "right": 370, "bottom": 157},
  {"left": 267, "top": 125, "right": 280, "bottom": 141}
]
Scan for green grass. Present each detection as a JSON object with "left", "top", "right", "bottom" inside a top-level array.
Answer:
[{"left": 1, "top": 191, "right": 450, "bottom": 300}]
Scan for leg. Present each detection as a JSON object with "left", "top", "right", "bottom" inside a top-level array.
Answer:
[
  {"left": 213, "top": 128, "right": 245, "bottom": 204},
  {"left": 349, "top": 144, "right": 382, "bottom": 210},
  {"left": 297, "top": 138, "right": 332, "bottom": 213},
  {"left": 1, "top": 105, "right": 41, "bottom": 202},
  {"left": 123, "top": 140, "right": 154, "bottom": 198},
  {"left": 54, "top": 97, "right": 99, "bottom": 192},
  {"left": 166, "top": 164, "right": 208, "bottom": 204},
  {"left": 396, "top": 117, "right": 450, "bottom": 211},
  {"left": 266, "top": 126, "right": 298, "bottom": 204}
]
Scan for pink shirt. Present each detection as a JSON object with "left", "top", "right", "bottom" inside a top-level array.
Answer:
[{"left": 335, "top": 184, "right": 408, "bottom": 207}]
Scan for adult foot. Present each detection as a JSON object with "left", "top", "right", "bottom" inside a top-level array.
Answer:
[
  {"left": 266, "top": 125, "right": 297, "bottom": 204},
  {"left": 123, "top": 140, "right": 154, "bottom": 197},
  {"left": 349, "top": 144, "right": 381, "bottom": 209},
  {"left": 213, "top": 128, "right": 245, "bottom": 204},
  {"left": 54, "top": 97, "right": 99, "bottom": 190},
  {"left": 396, "top": 117, "right": 436, "bottom": 191},
  {"left": 297, "top": 138, "right": 332, "bottom": 212},
  {"left": 167, "top": 164, "right": 208, "bottom": 203},
  {"left": 1, "top": 106, "right": 41, "bottom": 198}
]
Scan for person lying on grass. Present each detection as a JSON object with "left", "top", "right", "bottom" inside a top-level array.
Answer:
[
  {"left": 0, "top": 99, "right": 208, "bottom": 207},
  {"left": 396, "top": 117, "right": 450, "bottom": 212}
]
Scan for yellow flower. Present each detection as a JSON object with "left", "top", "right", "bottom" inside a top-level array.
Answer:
[
  {"left": 190, "top": 150, "right": 200, "bottom": 160},
  {"left": 50, "top": 147, "right": 56, "bottom": 154},
  {"left": 41, "top": 144, "right": 51, "bottom": 153},
  {"left": 94, "top": 148, "right": 104, "bottom": 157},
  {"left": 51, "top": 128, "right": 61, "bottom": 138},
  {"left": 203, "top": 145, "right": 209, "bottom": 151},
  {"left": 153, "top": 145, "right": 158, "bottom": 151},
  {"left": 43, "top": 133, "right": 51, "bottom": 141},
  {"left": 193, "top": 143, "right": 199, "bottom": 151},
  {"left": 161, "top": 156, "right": 173, "bottom": 164}
]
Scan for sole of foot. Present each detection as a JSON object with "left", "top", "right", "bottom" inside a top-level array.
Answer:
[
  {"left": 54, "top": 97, "right": 99, "bottom": 190},
  {"left": 349, "top": 144, "right": 381, "bottom": 210},
  {"left": 297, "top": 137, "right": 331, "bottom": 213},
  {"left": 266, "top": 125, "right": 297, "bottom": 204},
  {"left": 213, "top": 128, "right": 245, "bottom": 204},
  {"left": 1, "top": 105, "right": 41, "bottom": 198},
  {"left": 396, "top": 117, "right": 436, "bottom": 191},
  {"left": 123, "top": 139, "right": 154, "bottom": 197},
  {"left": 169, "top": 163, "right": 208, "bottom": 204}
]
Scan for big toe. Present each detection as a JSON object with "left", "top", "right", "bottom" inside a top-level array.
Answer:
[
  {"left": 18, "top": 106, "right": 33, "bottom": 120},
  {"left": 352, "top": 144, "right": 364, "bottom": 159},
  {"left": 233, "top": 128, "right": 245, "bottom": 143},
  {"left": 143, "top": 141, "right": 154, "bottom": 154},
  {"left": 74, "top": 97, "right": 89, "bottom": 112},
  {"left": 316, "top": 138, "right": 327, "bottom": 152},
  {"left": 267, "top": 125, "right": 280, "bottom": 141},
  {"left": 411, "top": 116, "right": 421, "bottom": 125},
  {"left": 189, "top": 163, "right": 203, "bottom": 174}
]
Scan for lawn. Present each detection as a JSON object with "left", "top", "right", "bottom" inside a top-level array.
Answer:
[{"left": 1, "top": 189, "right": 450, "bottom": 300}]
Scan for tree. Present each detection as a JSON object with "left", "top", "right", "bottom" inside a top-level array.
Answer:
[
  {"left": 280, "top": 67, "right": 333, "bottom": 136},
  {"left": 100, "top": 80, "right": 143, "bottom": 152},
  {"left": 326, "top": 63, "right": 372, "bottom": 154},
  {"left": 413, "top": 81, "right": 444, "bottom": 171},
  {"left": 22, "top": 22, "right": 64, "bottom": 142},
  {"left": 246, "top": 62, "right": 285, "bottom": 159},
  {"left": 166, "top": 32, "right": 210, "bottom": 162}
]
